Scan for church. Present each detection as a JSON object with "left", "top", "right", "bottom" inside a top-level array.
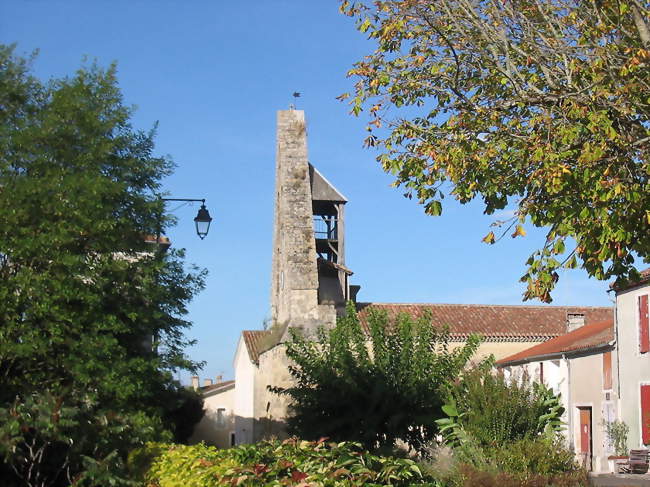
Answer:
[{"left": 198, "top": 108, "right": 612, "bottom": 446}]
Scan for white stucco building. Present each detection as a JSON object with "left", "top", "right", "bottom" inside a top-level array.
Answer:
[
  {"left": 189, "top": 378, "right": 236, "bottom": 448},
  {"left": 497, "top": 318, "right": 616, "bottom": 472},
  {"left": 612, "top": 269, "right": 650, "bottom": 450}
]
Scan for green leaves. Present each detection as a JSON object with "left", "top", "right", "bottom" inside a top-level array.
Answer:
[
  {"left": 341, "top": 0, "right": 650, "bottom": 301},
  {"left": 0, "top": 45, "right": 205, "bottom": 485},
  {"left": 139, "top": 439, "right": 431, "bottom": 486},
  {"left": 442, "top": 367, "right": 565, "bottom": 449},
  {"left": 275, "top": 303, "right": 480, "bottom": 455}
]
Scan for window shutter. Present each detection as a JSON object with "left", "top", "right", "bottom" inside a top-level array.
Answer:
[
  {"left": 602, "top": 351, "right": 612, "bottom": 390},
  {"left": 640, "top": 295, "right": 649, "bottom": 353},
  {"left": 641, "top": 385, "right": 650, "bottom": 445}
]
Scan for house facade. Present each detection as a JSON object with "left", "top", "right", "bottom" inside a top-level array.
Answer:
[
  {"left": 189, "top": 378, "right": 236, "bottom": 448},
  {"left": 613, "top": 269, "right": 650, "bottom": 449},
  {"left": 497, "top": 319, "right": 616, "bottom": 472}
]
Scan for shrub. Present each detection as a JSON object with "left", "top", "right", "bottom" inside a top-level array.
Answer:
[
  {"left": 454, "top": 464, "right": 589, "bottom": 487},
  {"left": 273, "top": 302, "right": 481, "bottom": 454},
  {"left": 132, "top": 438, "right": 438, "bottom": 486},
  {"left": 485, "top": 437, "right": 580, "bottom": 476},
  {"left": 427, "top": 436, "right": 585, "bottom": 487},
  {"left": 444, "top": 365, "right": 564, "bottom": 448},
  {"left": 603, "top": 420, "right": 629, "bottom": 456}
]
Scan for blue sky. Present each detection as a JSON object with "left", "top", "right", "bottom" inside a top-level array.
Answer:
[{"left": 1, "top": 1, "right": 612, "bottom": 381}]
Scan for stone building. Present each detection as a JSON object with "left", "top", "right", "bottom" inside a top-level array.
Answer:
[
  {"left": 229, "top": 108, "right": 612, "bottom": 445},
  {"left": 233, "top": 109, "right": 354, "bottom": 443}
]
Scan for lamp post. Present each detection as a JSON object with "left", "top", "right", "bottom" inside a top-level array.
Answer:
[
  {"left": 159, "top": 198, "right": 213, "bottom": 241},
  {"left": 149, "top": 197, "right": 212, "bottom": 354}
]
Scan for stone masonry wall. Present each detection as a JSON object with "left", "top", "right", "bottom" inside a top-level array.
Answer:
[
  {"left": 254, "top": 110, "right": 339, "bottom": 442},
  {"left": 270, "top": 110, "right": 330, "bottom": 336}
]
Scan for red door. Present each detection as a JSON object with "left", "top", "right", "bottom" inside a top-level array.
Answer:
[{"left": 579, "top": 407, "right": 592, "bottom": 470}]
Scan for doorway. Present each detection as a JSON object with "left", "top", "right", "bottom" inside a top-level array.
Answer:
[{"left": 578, "top": 407, "right": 593, "bottom": 470}]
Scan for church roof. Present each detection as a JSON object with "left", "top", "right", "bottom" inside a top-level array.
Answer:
[
  {"left": 496, "top": 319, "right": 614, "bottom": 366},
  {"left": 242, "top": 330, "right": 271, "bottom": 364},
  {"left": 355, "top": 303, "right": 612, "bottom": 342}
]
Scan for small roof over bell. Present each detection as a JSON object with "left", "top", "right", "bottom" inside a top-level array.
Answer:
[{"left": 309, "top": 164, "right": 347, "bottom": 203}]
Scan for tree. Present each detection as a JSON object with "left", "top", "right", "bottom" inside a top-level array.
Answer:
[
  {"left": 273, "top": 303, "right": 480, "bottom": 454},
  {"left": 0, "top": 45, "right": 206, "bottom": 486},
  {"left": 340, "top": 0, "right": 650, "bottom": 301}
]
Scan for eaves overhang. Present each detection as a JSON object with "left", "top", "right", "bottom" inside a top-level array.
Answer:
[{"left": 497, "top": 340, "right": 615, "bottom": 368}]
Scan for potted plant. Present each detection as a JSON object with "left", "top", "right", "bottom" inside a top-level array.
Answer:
[{"left": 604, "top": 420, "right": 629, "bottom": 473}]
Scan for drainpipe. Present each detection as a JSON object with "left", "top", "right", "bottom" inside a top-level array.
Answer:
[
  {"left": 611, "top": 293, "right": 621, "bottom": 403},
  {"left": 564, "top": 353, "right": 573, "bottom": 448}
]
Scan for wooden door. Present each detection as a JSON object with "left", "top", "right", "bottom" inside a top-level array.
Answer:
[{"left": 579, "top": 407, "right": 592, "bottom": 470}]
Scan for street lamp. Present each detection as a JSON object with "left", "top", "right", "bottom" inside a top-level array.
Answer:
[
  {"left": 193, "top": 203, "right": 212, "bottom": 240},
  {"left": 161, "top": 198, "right": 213, "bottom": 240}
]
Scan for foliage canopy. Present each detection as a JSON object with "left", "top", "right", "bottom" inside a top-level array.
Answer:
[
  {"left": 273, "top": 303, "right": 480, "bottom": 454},
  {"left": 341, "top": 0, "right": 650, "bottom": 301},
  {"left": 0, "top": 45, "right": 205, "bottom": 486}
]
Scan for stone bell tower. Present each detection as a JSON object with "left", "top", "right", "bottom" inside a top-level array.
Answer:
[
  {"left": 270, "top": 109, "right": 353, "bottom": 338},
  {"left": 249, "top": 109, "right": 356, "bottom": 442}
]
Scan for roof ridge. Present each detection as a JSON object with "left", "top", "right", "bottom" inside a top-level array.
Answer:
[
  {"left": 496, "top": 319, "right": 614, "bottom": 366},
  {"left": 357, "top": 302, "right": 612, "bottom": 309}
]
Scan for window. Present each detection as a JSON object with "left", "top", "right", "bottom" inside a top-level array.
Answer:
[
  {"left": 603, "top": 351, "right": 612, "bottom": 390},
  {"left": 216, "top": 408, "right": 226, "bottom": 428},
  {"left": 640, "top": 295, "right": 649, "bottom": 354}
]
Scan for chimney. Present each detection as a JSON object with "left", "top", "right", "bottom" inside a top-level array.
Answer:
[
  {"left": 216, "top": 375, "right": 223, "bottom": 384},
  {"left": 191, "top": 375, "right": 199, "bottom": 390},
  {"left": 203, "top": 378, "right": 213, "bottom": 387},
  {"left": 567, "top": 313, "right": 585, "bottom": 332}
]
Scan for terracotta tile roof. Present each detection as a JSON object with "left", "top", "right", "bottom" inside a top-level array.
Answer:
[
  {"left": 200, "top": 380, "right": 235, "bottom": 394},
  {"left": 356, "top": 303, "right": 612, "bottom": 341},
  {"left": 611, "top": 267, "right": 650, "bottom": 292},
  {"left": 143, "top": 234, "right": 172, "bottom": 251},
  {"left": 242, "top": 330, "right": 272, "bottom": 364},
  {"left": 496, "top": 320, "right": 614, "bottom": 366}
]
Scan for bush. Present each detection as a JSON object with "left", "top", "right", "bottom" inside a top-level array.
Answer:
[
  {"left": 444, "top": 365, "right": 564, "bottom": 448},
  {"left": 132, "top": 438, "right": 438, "bottom": 486},
  {"left": 274, "top": 303, "right": 481, "bottom": 454},
  {"left": 426, "top": 436, "right": 585, "bottom": 487},
  {"left": 486, "top": 437, "right": 580, "bottom": 476},
  {"left": 454, "top": 465, "right": 588, "bottom": 487}
]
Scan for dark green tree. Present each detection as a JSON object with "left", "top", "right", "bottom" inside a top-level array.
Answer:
[
  {"left": 0, "top": 45, "right": 205, "bottom": 486},
  {"left": 273, "top": 303, "right": 480, "bottom": 454}
]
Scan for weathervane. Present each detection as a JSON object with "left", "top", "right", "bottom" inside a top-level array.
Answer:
[{"left": 290, "top": 91, "right": 301, "bottom": 109}]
